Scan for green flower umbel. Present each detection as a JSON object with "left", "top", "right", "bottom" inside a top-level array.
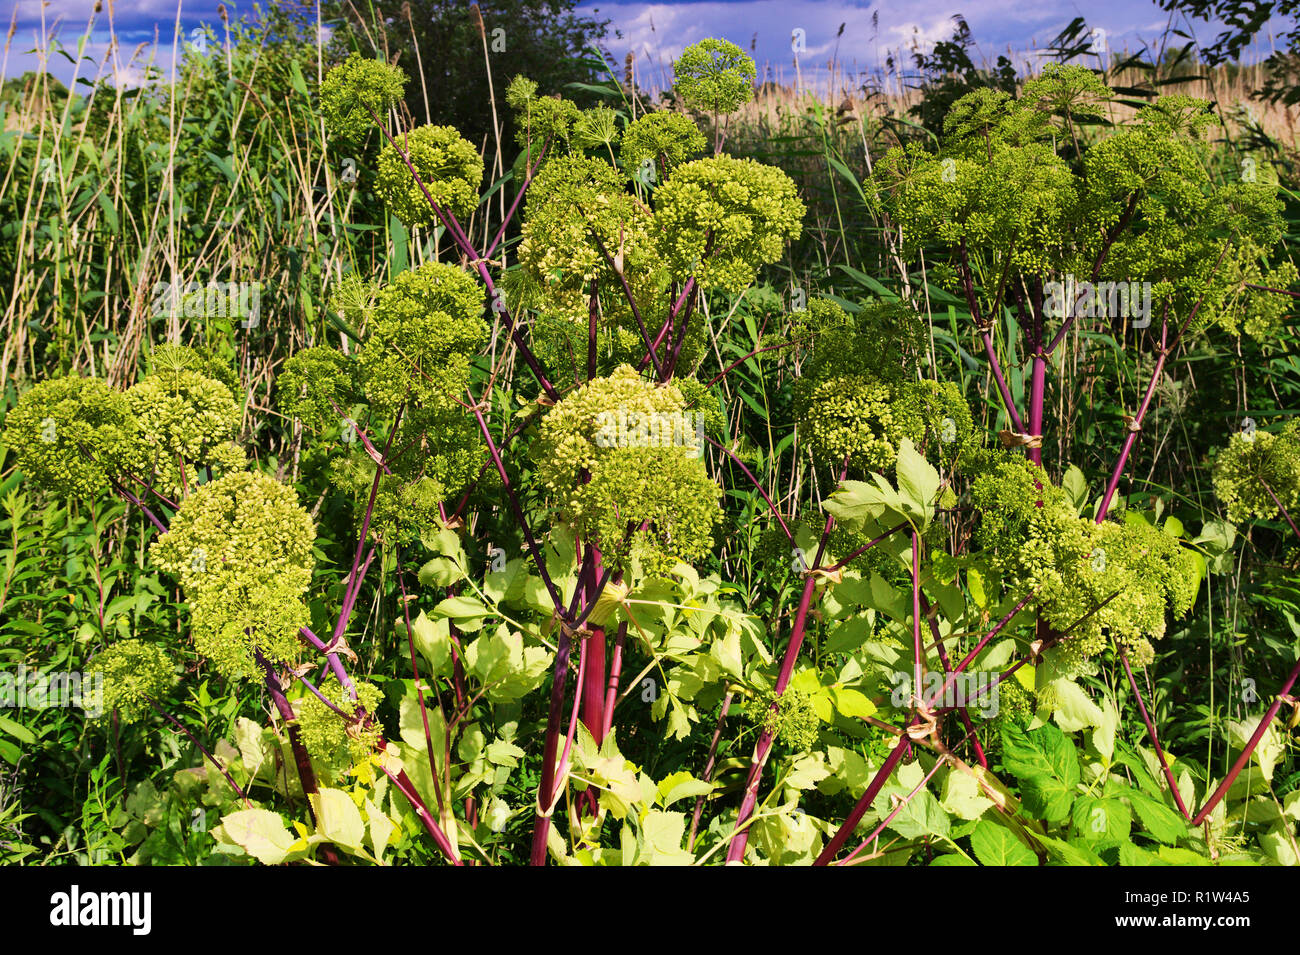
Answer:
[
  {"left": 533, "top": 365, "right": 721, "bottom": 577},
  {"left": 320, "top": 52, "right": 407, "bottom": 142},
  {"left": 88, "top": 640, "right": 176, "bottom": 724},
  {"left": 376, "top": 124, "right": 484, "bottom": 226},
  {"left": 151, "top": 472, "right": 316, "bottom": 681}
]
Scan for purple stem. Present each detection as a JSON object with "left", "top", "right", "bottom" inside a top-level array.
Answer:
[{"left": 1119, "top": 651, "right": 1191, "bottom": 818}]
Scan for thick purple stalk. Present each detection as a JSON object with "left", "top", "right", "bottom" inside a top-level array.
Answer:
[
  {"left": 379, "top": 763, "right": 463, "bottom": 864},
  {"left": 469, "top": 399, "right": 566, "bottom": 614},
  {"left": 687, "top": 689, "right": 733, "bottom": 851},
  {"left": 813, "top": 733, "right": 912, "bottom": 865},
  {"left": 837, "top": 738, "right": 956, "bottom": 866},
  {"left": 1192, "top": 654, "right": 1300, "bottom": 826},
  {"left": 924, "top": 589, "right": 1037, "bottom": 710},
  {"left": 257, "top": 652, "right": 321, "bottom": 825},
  {"left": 1027, "top": 352, "right": 1046, "bottom": 466},
  {"left": 364, "top": 104, "right": 558, "bottom": 401},
  {"left": 1096, "top": 316, "right": 1168, "bottom": 522},
  {"left": 1119, "top": 651, "right": 1191, "bottom": 818},
  {"left": 957, "top": 239, "right": 1025, "bottom": 434},
  {"left": 530, "top": 628, "right": 574, "bottom": 865},
  {"left": 726, "top": 502, "right": 838, "bottom": 863}
]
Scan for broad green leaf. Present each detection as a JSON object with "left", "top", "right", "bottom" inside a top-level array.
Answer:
[
  {"left": 1072, "top": 796, "right": 1132, "bottom": 842},
  {"left": 970, "top": 819, "right": 1037, "bottom": 865},
  {"left": 313, "top": 788, "right": 366, "bottom": 850},
  {"left": 895, "top": 438, "right": 940, "bottom": 526},
  {"left": 1000, "top": 724, "right": 1079, "bottom": 824},
  {"left": 220, "top": 809, "right": 297, "bottom": 865}
]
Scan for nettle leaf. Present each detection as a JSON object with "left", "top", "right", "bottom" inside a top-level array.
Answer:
[
  {"left": 1000, "top": 723, "right": 1080, "bottom": 824},
  {"left": 1071, "top": 796, "right": 1132, "bottom": 842},
  {"left": 1123, "top": 788, "right": 1188, "bottom": 845},
  {"left": 970, "top": 819, "right": 1037, "bottom": 866}
]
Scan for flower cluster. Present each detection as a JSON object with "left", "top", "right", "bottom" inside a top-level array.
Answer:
[
  {"left": 620, "top": 112, "right": 707, "bottom": 177},
  {"left": 276, "top": 346, "right": 357, "bottom": 435},
  {"left": 1213, "top": 422, "right": 1300, "bottom": 521},
  {"left": 295, "top": 676, "right": 384, "bottom": 775},
  {"left": 87, "top": 640, "right": 176, "bottom": 724},
  {"left": 671, "top": 38, "right": 756, "bottom": 115},
  {"left": 505, "top": 75, "right": 580, "bottom": 150},
  {"left": 353, "top": 261, "right": 487, "bottom": 413},
  {"left": 743, "top": 688, "right": 818, "bottom": 751},
  {"left": 320, "top": 52, "right": 407, "bottom": 142},
  {"left": 970, "top": 456, "right": 1197, "bottom": 666},
  {"left": 4, "top": 376, "right": 135, "bottom": 497},
  {"left": 654, "top": 156, "right": 804, "bottom": 292},
  {"left": 150, "top": 472, "right": 316, "bottom": 681},
  {"left": 376, "top": 124, "right": 484, "bottom": 226},
  {"left": 792, "top": 300, "right": 971, "bottom": 474},
  {"left": 123, "top": 368, "right": 245, "bottom": 495},
  {"left": 533, "top": 365, "right": 721, "bottom": 576}
]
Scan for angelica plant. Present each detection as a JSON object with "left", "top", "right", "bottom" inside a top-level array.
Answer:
[{"left": 9, "top": 30, "right": 1300, "bottom": 870}]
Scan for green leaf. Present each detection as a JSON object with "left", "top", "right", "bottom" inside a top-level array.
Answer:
[
  {"left": 1072, "top": 796, "right": 1132, "bottom": 842},
  {"left": 1126, "top": 790, "right": 1188, "bottom": 845},
  {"left": 1061, "top": 466, "right": 1089, "bottom": 514},
  {"left": 1000, "top": 724, "right": 1079, "bottom": 824},
  {"left": 313, "top": 787, "right": 366, "bottom": 850},
  {"left": 219, "top": 809, "right": 298, "bottom": 865},
  {"left": 895, "top": 438, "right": 940, "bottom": 526},
  {"left": 0, "top": 716, "right": 36, "bottom": 745},
  {"left": 656, "top": 770, "right": 714, "bottom": 809},
  {"left": 970, "top": 819, "right": 1037, "bottom": 866}
]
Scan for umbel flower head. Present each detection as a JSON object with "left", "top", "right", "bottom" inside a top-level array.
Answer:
[
  {"left": 620, "top": 112, "right": 707, "bottom": 178},
  {"left": 355, "top": 261, "right": 488, "bottom": 414},
  {"left": 320, "top": 52, "right": 408, "bottom": 142},
  {"left": 122, "top": 368, "right": 246, "bottom": 495},
  {"left": 88, "top": 640, "right": 176, "bottom": 724},
  {"left": 376, "top": 124, "right": 484, "bottom": 226},
  {"left": 505, "top": 75, "right": 580, "bottom": 150},
  {"left": 654, "top": 156, "right": 804, "bottom": 292},
  {"left": 791, "top": 300, "right": 972, "bottom": 474},
  {"left": 533, "top": 365, "right": 722, "bottom": 577},
  {"left": 4, "top": 376, "right": 135, "bottom": 497},
  {"left": 151, "top": 472, "right": 316, "bottom": 681},
  {"left": 296, "top": 676, "right": 384, "bottom": 776},
  {"left": 969, "top": 456, "right": 1197, "bottom": 668},
  {"left": 672, "top": 38, "right": 756, "bottom": 115},
  {"left": 1213, "top": 421, "right": 1300, "bottom": 521},
  {"left": 277, "top": 346, "right": 358, "bottom": 435}
]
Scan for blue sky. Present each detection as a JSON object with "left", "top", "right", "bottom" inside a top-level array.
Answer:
[{"left": 2, "top": 0, "right": 1293, "bottom": 88}]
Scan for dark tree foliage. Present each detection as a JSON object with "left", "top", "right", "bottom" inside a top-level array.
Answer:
[
  {"left": 890, "top": 16, "right": 1018, "bottom": 138},
  {"left": 1160, "top": 0, "right": 1300, "bottom": 104},
  {"left": 323, "top": 0, "right": 610, "bottom": 155}
]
